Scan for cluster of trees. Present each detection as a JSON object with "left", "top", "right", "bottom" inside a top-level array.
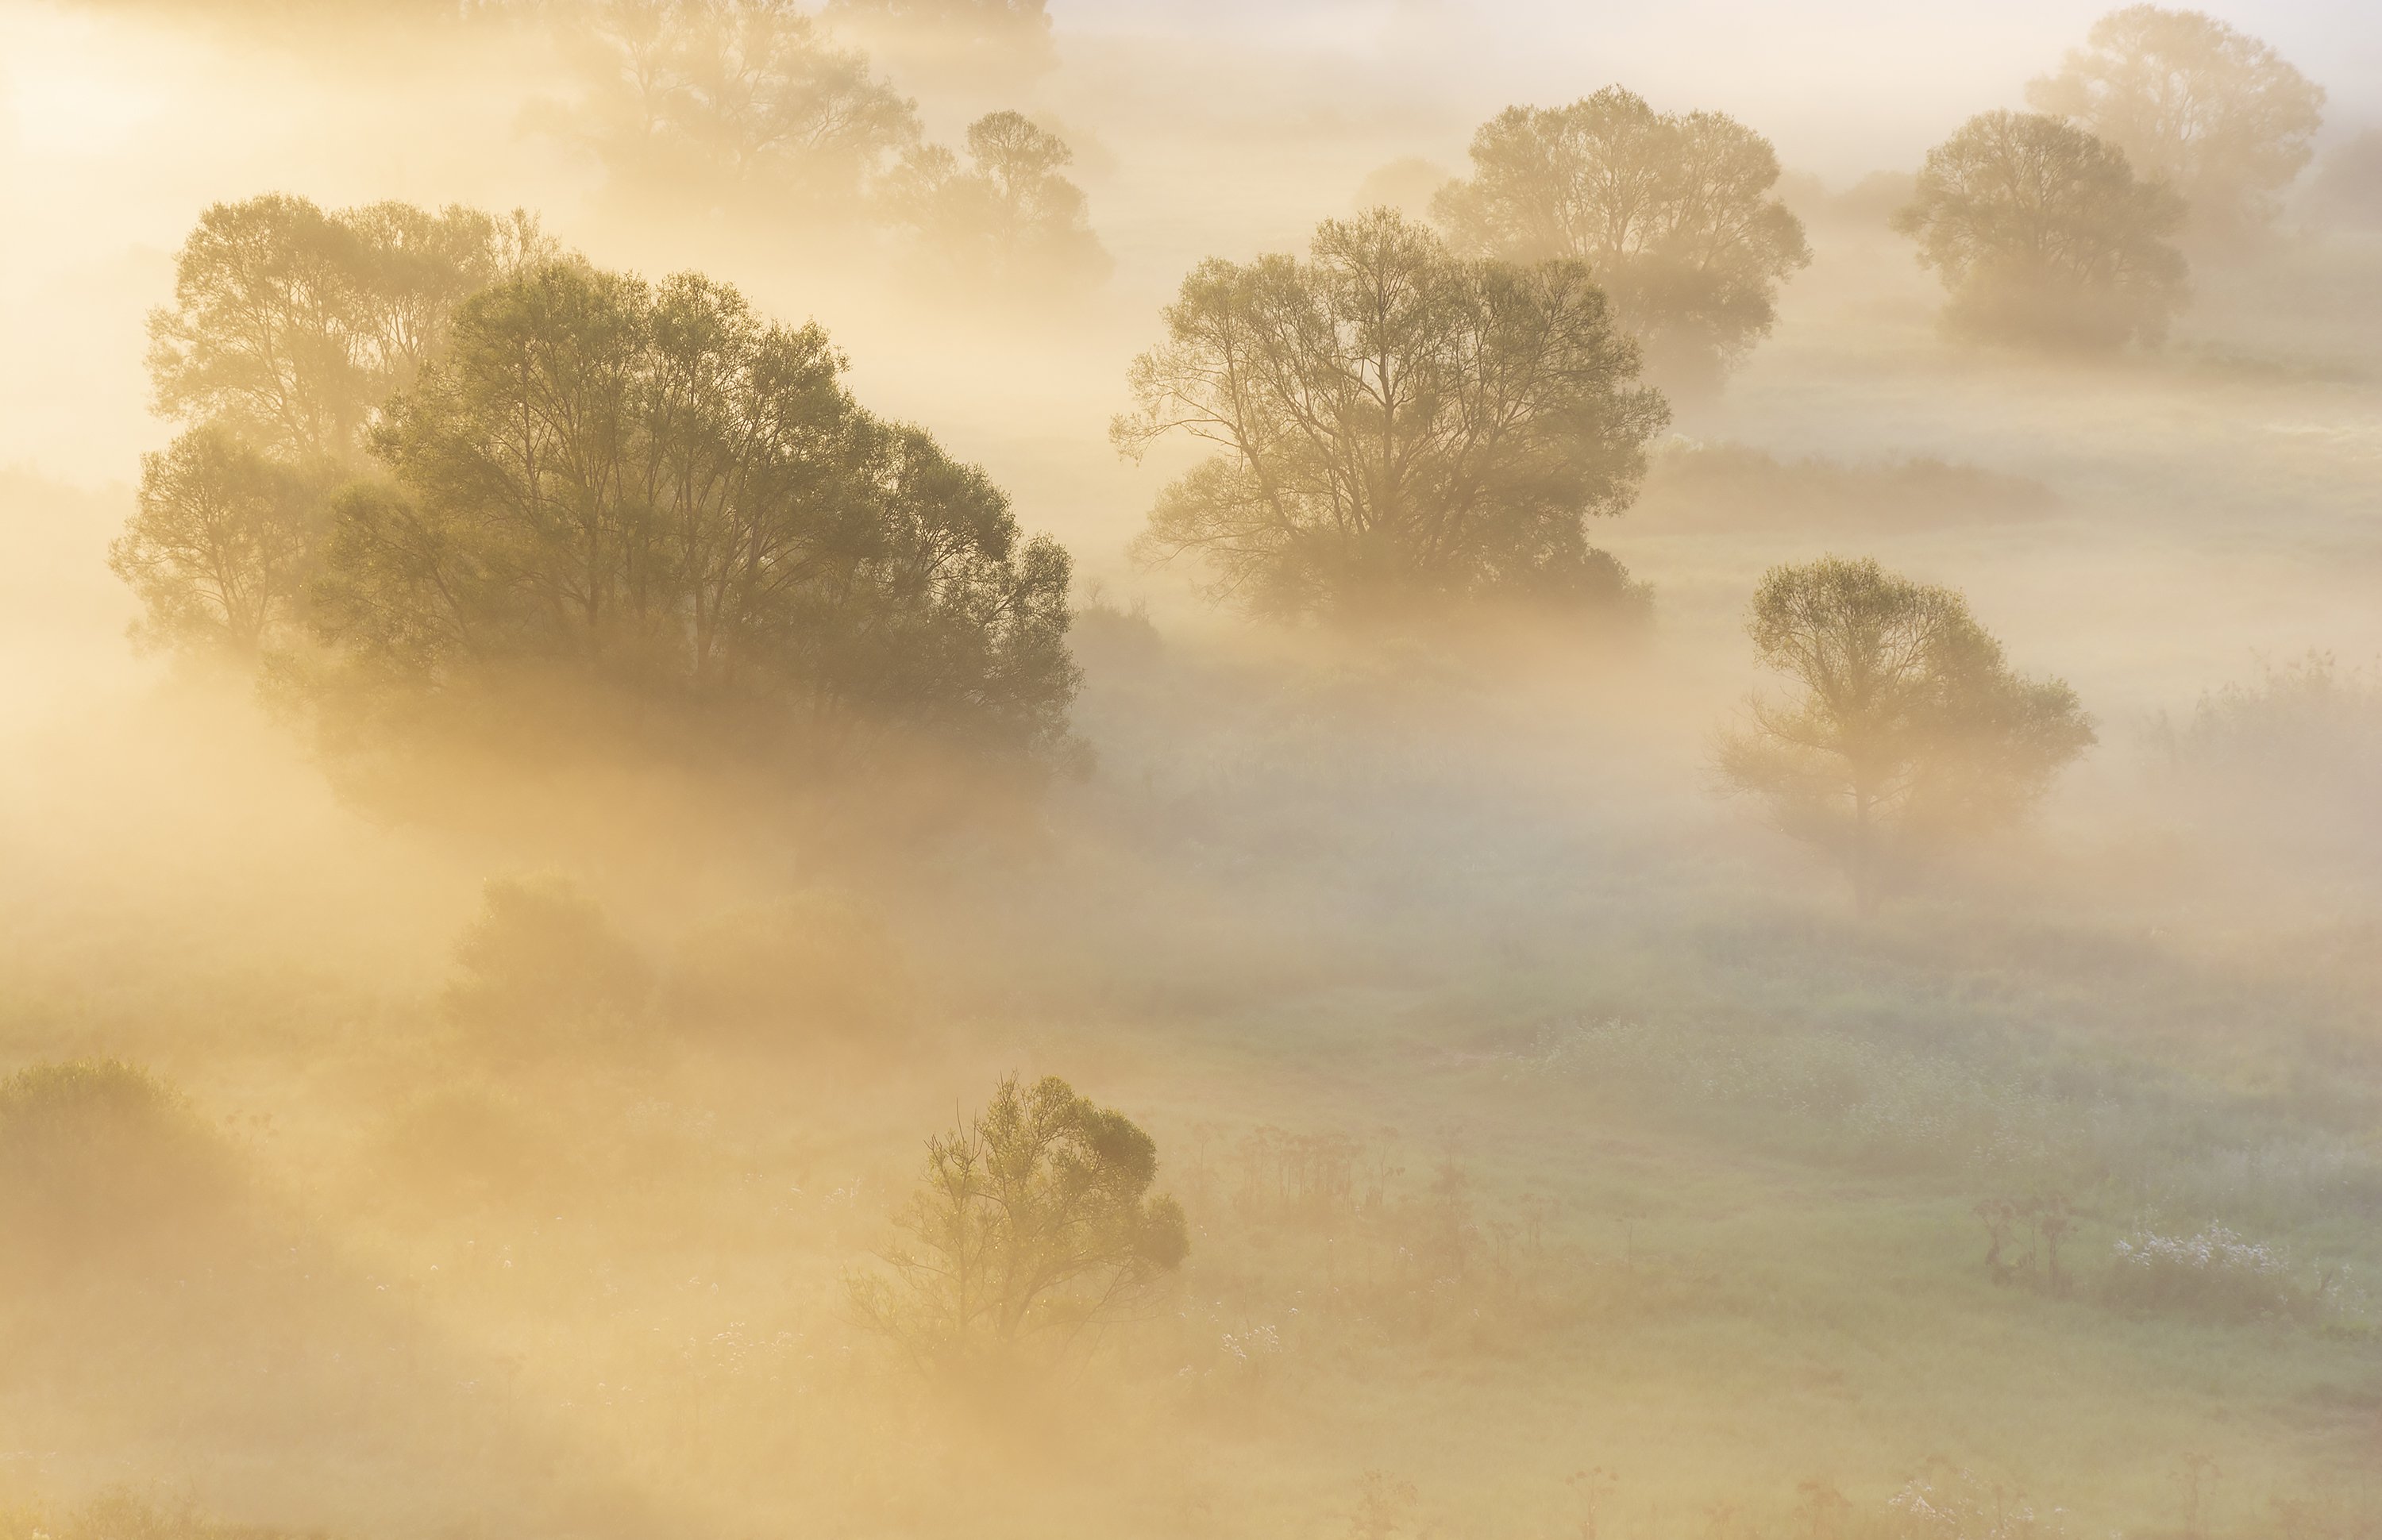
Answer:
[
  {"left": 114, "top": 196, "right": 1083, "bottom": 776},
  {"left": 556, "top": 0, "right": 1103, "bottom": 291},
  {"left": 1894, "top": 6, "right": 2327, "bottom": 349}
]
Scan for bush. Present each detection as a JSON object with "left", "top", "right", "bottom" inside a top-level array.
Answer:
[
  {"left": 2102, "top": 1221, "right": 2347, "bottom": 1323},
  {"left": 442, "top": 877, "right": 653, "bottom": 1048},
  {"left": 0, "top": 1060, "right": 233, "bottom": 1263}
]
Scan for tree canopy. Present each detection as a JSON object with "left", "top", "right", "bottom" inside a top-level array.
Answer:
[
  {"left": 1114, "top": 209, "right": 1668, "bottom": 619},
  {"left": 1717, "top": 556, "right": 2095, "bottom": 911},
  {"left": 109, "top": 425, "right": 330, "bottom": 655},
  {"left": 1432, "top": 87, "right": 1810, "bottom": 386},
  {"left": 852, "top": 1074, "right": 1189, "bottom": 1375},
  {"left": 1892, "top": 110, "right": 2188, "bottom": 349},
  {"left": 125, "top": 196, "right": 545, "bottom": 654},
  {"left": 148, "top": 194, "right": 548, "bottom": 465},
  {"left": 312, "top": 258, "right": 1079, "bottom": 765},
  {"left": 881, "top": 111, "right": 1109, "bottom": 290},
  {"left": 2027, "top": 6, "right": 2325, "bottom": 241},
  {"left": 562, "top": 0, "right": 919, "bottom": 214}
]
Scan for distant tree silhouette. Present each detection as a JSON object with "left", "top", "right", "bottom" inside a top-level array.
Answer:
[
  {"left": 851, "top": 1075, "right": 1188, "bottom": 1375},
  {"left": 882, "top": 111, "right": 1110, "bottom": 291},
  {"left": 561, "top": 0, "right": 919, "bottom": 215},
  {"left": 1115, "top": 209, "right": 1667, "bottom": 619},
  {"left": 313, "top": 258, "right": 1080, "bottom": 766},
  {"left": 1893, "top": 111, "right": 2188, "bottom": 349},
  {"left": 1718, "top": 556, "right": 2095, "bottom": 912},
  {"left": 2028, "top": 6, "right": 2324, "bottom": 242},
  {"left": 1433, "top": 87, "right": 1810, "bottom": 387}
]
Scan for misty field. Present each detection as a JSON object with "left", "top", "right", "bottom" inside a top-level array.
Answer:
[{"left": 3, "top": 3, "right": 2382, "bottom": 1539}]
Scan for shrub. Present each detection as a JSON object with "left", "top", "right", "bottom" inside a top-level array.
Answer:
[
  {"left": 2103, "top": 1221, "right": 2345, "bottom": 1323},
  {"left": 442, "top": 877, "right": 653, "bottom": 1048},
  {"left": 0, "top": 1060, "right": 233, "bottom": 1262}
]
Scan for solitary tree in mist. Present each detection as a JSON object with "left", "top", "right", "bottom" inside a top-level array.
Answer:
[
  {"left": 107, "top": 425, "right": 329, "bottom": 654},
  {"left": 823, "top": 0, "right": 1054, "bottom": 96},
  {"left": 1892, "top": 111, "right": 2188, "bottom": 349},
  {"left": 312, "top": 258, "right": 1080, "bottom": 764},
  {"left": 1114, "top": 209, "right": 1668, "bottom": 619},
  {"left": 1432, "top": 87, "right": 1811, "bottom": 387},
  {"left": 2027, "top": 6, "right": 2325, "bottom": 242},
  {"left": 881, "top": 110, "right": 1110, "bottom": 291},
  {"left": 148, "top": 194, "right": 549, "bottom": 466},
  {"left": 851, "top": 1074, "right": 1188, "bottom": 1375},
  {"left": 563, "top": 0, "right": 919, "bottom": 214},
  {"left": 1717, "top": 556, "right": 2095, "bottom": 913}
]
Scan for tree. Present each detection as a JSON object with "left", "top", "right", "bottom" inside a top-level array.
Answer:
[
  {"left": 1717, "top": 556, "right": 2095, "bottom": 912},
  {"left": 147, "top": 194, "right": 546, "bottom": 465},
  {"left": 851, "top": 1074, "right": 1188, "bottom": 1374},
  {"left": 312, "top": 258, "right": 1080, "bottom": 765},
  {"left": 562, "top": 0, "right": 919, "bottom": 214},
  {"left": 108, "top": 425, "right": 327, "bottom": 653},
  {"left": 1113, "top": 209, "right": 1668, "bottom": 618},
  {"left": 823, "top": 0, "right": 1055, "bottom": 96},
  {"left": 2027, "top": 6, "right": 2325, "bottom": 241},
  {"left": 1892, "top": 111, "right": 2188, "bottom": 349},
  {"left": 881, "top": 110, "right": 1109, "bottom": 290},
  {"left": 1432, "top": 87, "right": 1811, "bottom": 386}
]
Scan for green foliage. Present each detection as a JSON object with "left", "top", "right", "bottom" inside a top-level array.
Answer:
[
  {"left": 311, "top": 258, "right": 1081, "bottom": 766},
  {"left": 666, "top": 893, "right": 909, "bottom": 1039},
  {"left": 1893, "top": 111, "right": 2189, "bottom": 349},
  {"left": 1433, "top": 87, "right": 1811, "bottom": 384},
  {"left": 1717, "top": 556, "right": 2095, "bottom": 909},
  {"left": 560, "top": 0, "right": 919, "bottom": 214},
  {"left": 1115, "top": 209, "right": 1668, "bottom": 618},
  {"left": 147, "top": 194, "right": 549, "bottom": 465},
  {"left": 852, "top": 1074, "right": 1189, "bottom": 1373},
  {"left": 108, "top": 425, "right": 331, "bottom": 654},
  {"left": 442, "top": 876, "right": 653, "bottom": 1044},
  {"left": 0, "top": 1060, "right": 230, "bottom": 1260},
  {"left": 882, "top": 111, "right": 1110, "bottom": 290},
  {"left": 2027, "top": 6, "right": 2326, "bottom": 241}
]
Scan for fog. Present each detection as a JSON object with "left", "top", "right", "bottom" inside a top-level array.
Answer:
[{"left": 4, "top": 2, "right": 2382, "bottom": 1538}]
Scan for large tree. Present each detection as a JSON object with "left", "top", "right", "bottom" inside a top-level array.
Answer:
[
  {"left": 1717, "top": 556, "right": 2095, "bottom": 912},
  {"left": 563, "top": 0, "right": 919, "bottom": 213},
  {"left": 108, "top": 425, "right": 329, "bottom": 654},
  {"left": 1113, "top": 209, "right": 1668, "bottom": 618},
  {"left": 881, "top": 111, "right": 1109, "bottom": 291},
  {"left": 851, "top": 1075, "right": 1188, "bottom": 1376},
  {"left": 1892, "top": 111, "right": 2188, "bottom": 349},
  {"left": 313, "top": 258, "right": 1079, "bottom": 764},
  {"left": 1432, "top": 87, "right": 1810, "bottom": 386},
  {"left": 125, "top": 197, "right": 542, "bottom": 654},
  {"left": 2027, "top": 6, "right": 2325, "bottom": 241},
  {"left": 148, "top": 194, "right": 546, "bottom": 466}
]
